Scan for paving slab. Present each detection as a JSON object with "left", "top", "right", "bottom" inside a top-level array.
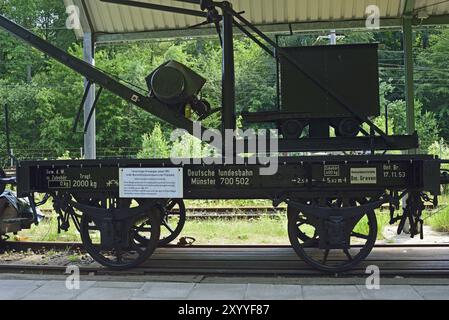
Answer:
[
  {"left": 75, "top": 287, "right": 140, "bottom": 300},
  {"left": 245, "top": 284, "right": 303, "bottom": 300},
  {"left": 93, "top": 281, "right": 144, "bottom": 289},
  {"left": 188, "top": 283, "right": 248, "bottom": 300},
  {"left": 0, "top": 279, "right": 44, "bottom": 287},
  {"left": 302, "top": 285, "right": 362, "bottom": 300},
  {"left": 23, "top": 280, "right": 95, "bottom": 300},
  {"left": 357, "top": 285, "right": 423, "bottom": 300},
  {"left": 412, "top": 286, "right": 449, "bottom": 300},
  {"left": 133, "top": 282, "right": 195, "bottom": 300},
  {"left": 0, "top": 280, "right": 43, "bottom": 300},
  {"left": 3, "top": 279, "right": 449, "bottom": 300}
]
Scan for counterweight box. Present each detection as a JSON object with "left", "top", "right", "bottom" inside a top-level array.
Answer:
[{"left": 280, "top": 43, "right": 380, "bottom": 118}]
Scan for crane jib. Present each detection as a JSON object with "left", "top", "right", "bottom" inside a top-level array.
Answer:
[{"left": 0, "top": 14, "right": 206, "bottom": 137}]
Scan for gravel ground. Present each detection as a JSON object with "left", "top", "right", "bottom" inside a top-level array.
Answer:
[{"left": 0, "top": 248, "right": 97, "bottom": 267}]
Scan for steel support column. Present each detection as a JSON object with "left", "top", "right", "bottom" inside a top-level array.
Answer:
[
  {"left": 403, "top": 17, "right": 415, "bottom": 137},
  {"left": 221, "top": 2, "right": 236, "bottom": 133},
  {"left": 83, "top": 33, "right": 96, "bottom": 159},
  {"left": 403, "top": 0, "right": 416, "bottom": 154}
]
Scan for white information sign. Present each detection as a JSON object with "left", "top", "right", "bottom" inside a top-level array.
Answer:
[
  {"left": 119, "top": 168, "right": 183, "bottom": 198},
  {"left": 350, "top": 168, "right": 377, "bottom": 184}
]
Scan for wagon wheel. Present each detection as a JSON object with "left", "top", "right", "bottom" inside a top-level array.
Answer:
[
  {"left": 159, "top": 199, "right": 186, "bottom": 246},
  {"left": 287, "top": 201, "right": 319, "bottom": 244},
  {"left": 288, "top": 198, "right": 377, "bottom": 273},
  {"left": 79, "top": 198, "right": 161, "bottom": 270}
]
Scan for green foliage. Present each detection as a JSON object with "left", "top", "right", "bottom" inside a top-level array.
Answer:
[
  {"left": 416, "top": 28, "right": 449, "bottom": 139},
  {"left": 380, "top": 83, "right": 440, "bottom": 152},
  {"left": 57, "top": 150, "right": 80, "bottom": 160},
  {"left": 428, "top": 206, "right": 449, "bottom": 232},
  {"left": 0, "top": 0, "right": 448, "bottom": 162},
  {"left": 429, "top": 139, "right": 449, "bottom": 159},
  {"left": 137, "top": 123, "right": 170, "bottom": 159},
  {"left": 0, "top": 0, "right": 75, "bottom": 83},
  {"left": 386, "top": 99, "right": 440, "bottom": 152},
  {"left": 170, "top": 132, "right": 218, "bottom": 159}
]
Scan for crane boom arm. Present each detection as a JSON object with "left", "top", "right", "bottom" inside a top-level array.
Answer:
[{"left": 0, "top": 14, "right": 207, "bottom": 136}]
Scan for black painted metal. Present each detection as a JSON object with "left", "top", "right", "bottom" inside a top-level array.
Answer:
[
  {"left": 73, "top": 81, "right": 92, "bottom": 133},
  {"left": 275, "top": 35, "right": 281, "bottom": 110},
  {"left": 84, "top": 86, "right": 103, "bottom": 134},
  {"left": 223, "top": 6, "right": 390, "bottom": 143},
  {"left": 3, "top": 104, "right": 16, "bottom": 165},
  {"left": 233, "top": 20, "right": 274, "bottom": 58},
  {"left": 16, "top": 155, "right": 441, "bottom": 199},
  {"left": 100, "top": 0, "right": 207, "bottom": 18},
  {"left": 221, "top": 3, "right": 236, "bottom": 132},
  {"left": 280, "top": 44, "right": 380, "bottom": 119},
  {"left": 275, "top": 133, "right": 419, "bottom": 152}
]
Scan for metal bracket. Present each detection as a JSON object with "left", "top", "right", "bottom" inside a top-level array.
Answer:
[
  {"left": 396, "top": 192, "right": 425, "bottom": 239},
  {"left": 286, "top": 198, "right": 386, "bottom": 220},
  {"left": 73, "top": 81, "right": 93, "bottom": 133},
  {"left": 84, "top": 86, "right": 103, "bottom": 134},
  {"left": 68, "top": 199, "right": 154, "bottom": 222},
  {"left": 323, "top": 216, "right": 348, "bottom": 249}
]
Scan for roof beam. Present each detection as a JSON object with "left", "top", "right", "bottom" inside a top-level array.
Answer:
[
  {"left": 95, "top": 19, "right": 402, "bottom": 44},
  {"left": 94, "top": 14, "right": 449, "bottom": 45}
]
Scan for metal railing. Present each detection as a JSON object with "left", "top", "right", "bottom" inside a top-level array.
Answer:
[{"left": 0, "top": 147, "right": 143, "bottom": 166}]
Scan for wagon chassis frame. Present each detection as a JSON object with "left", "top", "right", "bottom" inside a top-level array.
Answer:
[{"left": 15, "top": 154, "right": 444, "bottom": 272}]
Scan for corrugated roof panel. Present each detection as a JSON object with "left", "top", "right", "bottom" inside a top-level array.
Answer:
[
  {"left": 297, "top": 0, "right": 307, "bottom": 21},
  {"left": 72, "top": 0, "right": 449, "bottom": 37}
]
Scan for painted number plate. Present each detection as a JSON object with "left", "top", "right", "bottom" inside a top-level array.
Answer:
[
  {"left": 119, "top": 168, "right": 183, "bottom": 198},
  {"left": 350, "top": 168, "right": 377, "bottom": 184}
]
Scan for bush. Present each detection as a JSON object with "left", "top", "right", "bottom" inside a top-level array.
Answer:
[
  {"left": 137, "top": 123, "right": 170, "bottom": 159},
  {"left": 428, "top": 206, "right": 449, "bottom": 232}
]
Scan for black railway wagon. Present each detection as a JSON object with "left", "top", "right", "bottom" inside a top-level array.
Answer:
[{"left": 16, "top": 155, "right": 442, "bottom": 272}]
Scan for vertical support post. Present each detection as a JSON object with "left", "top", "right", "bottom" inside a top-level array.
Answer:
[
  {"left": 329, "top": 29, "right": 337, "bottom": 45},
  {"left": 401, "top": 0, "right": 416, "bottom": 221},
  {"left": 403, "top": 16, "right": 415, "bottom": 153},
  {"left": 275, "top": 35, "right": 281, "bottom": 111},
  {"left": 221, "top": 2, "right": 236, "bottom": 133},
  {"left": 83, "top": 33, "right": 96, "bottom": 159}
]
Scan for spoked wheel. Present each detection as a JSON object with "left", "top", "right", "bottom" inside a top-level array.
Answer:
[
  {"left": 288, "top": 198, "right": 378, "bottom": 273},
  {"left": 79, "top": 197, "right": 161, "bottom": 270},
  {"left": 159, "top": 199, "right": 186, "bottom": 246}
]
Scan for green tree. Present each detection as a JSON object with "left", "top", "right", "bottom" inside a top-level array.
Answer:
[
  {"left": 387, "top": 99, "right": 440, "bottom": 152},
  {"left": 137, "top": 123, "right": 169, "bottom": 159},
  {"left": 416, "top": 27, "right": 449, "bottom": 139},
  {"left": 375, "top": 82, "right": 440, "bottom": 153}
]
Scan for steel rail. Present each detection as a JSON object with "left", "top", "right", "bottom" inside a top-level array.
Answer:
[
  {"left": 2, "top": 245, "right": 449, "bottom": 277},
  {"left": 3, "top": 241, "right": 449, "bottom": 252}
]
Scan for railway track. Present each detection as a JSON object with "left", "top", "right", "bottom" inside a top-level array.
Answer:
[
  {"left": 37, "top": 206, "right": 288, "bottom": 220},
  {"left": 2, "top": 242, "right": 449, "bottom": 277},
  {"left": 36, "top": 203, "right": 443, "bottom": 220}
]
